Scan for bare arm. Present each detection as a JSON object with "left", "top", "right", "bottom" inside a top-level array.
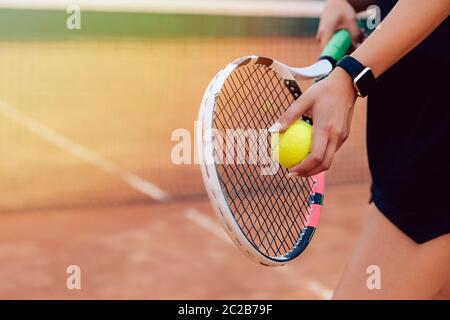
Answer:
[
  {"left": 353, "top": 0, "right": 450, "bottom": 77},
  {"left": 275, "top": 0, "right": 450, "bottom": 178}
]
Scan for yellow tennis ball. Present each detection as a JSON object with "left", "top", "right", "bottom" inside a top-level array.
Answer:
[{"left": 271, "top": 120, "right": 312, "bottom": 169}]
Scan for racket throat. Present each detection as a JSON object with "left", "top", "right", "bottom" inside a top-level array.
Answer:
[{"left": 289, "top": 60, "right": 333, "bottom": 80}]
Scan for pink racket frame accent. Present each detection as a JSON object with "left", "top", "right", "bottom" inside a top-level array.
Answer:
[{"left": 308, "top": 172, "right": 325, "bottom": 228}]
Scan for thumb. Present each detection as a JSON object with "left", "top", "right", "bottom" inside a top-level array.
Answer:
[
  {"left": 316, "top": 16, "right": 337, "bottom": 50},
  {"left": 317, "top": 27, "right": 335, "bottom": 50},
  {"left": 268, "top": 94, "right": 313, "bottom": 133},
  {"left": 347, "top": 21, "right": 363, "bottom": 48}
]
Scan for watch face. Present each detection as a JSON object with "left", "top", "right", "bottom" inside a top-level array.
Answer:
[{"left": 354, "top": 68, "right": 376, "bottom": 97}]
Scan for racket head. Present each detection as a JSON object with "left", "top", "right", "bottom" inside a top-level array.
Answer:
[{"left": 197, "top": 56, "right": 325, "bottom": 266}]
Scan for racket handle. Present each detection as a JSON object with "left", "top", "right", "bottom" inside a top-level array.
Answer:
[
  {"left": 302, "top": 30, "right": 352, "bottom": 125},
  {"left": 319, "top": 29, "right": 352, "bottom": 62}
]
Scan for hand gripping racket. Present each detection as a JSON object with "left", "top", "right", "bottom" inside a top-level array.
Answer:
[{"left": 197, "top": 30, "right": 351, "bottom": 266}]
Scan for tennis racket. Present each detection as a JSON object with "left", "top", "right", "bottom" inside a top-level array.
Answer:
[{"left": 197, "top": 30, "right": 351, "bottom": 266}]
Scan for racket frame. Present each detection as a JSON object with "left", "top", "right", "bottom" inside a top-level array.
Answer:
[{"left": 197, "top": 56, "right": 325, "bottom": 266}]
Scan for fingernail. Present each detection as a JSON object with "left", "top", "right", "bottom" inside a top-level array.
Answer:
[
  {"left": 288, "top": 172, "right": 298, "bottom": 178},
  {"left": 268, "top": 122, "right": 282, "bottom": 133}
]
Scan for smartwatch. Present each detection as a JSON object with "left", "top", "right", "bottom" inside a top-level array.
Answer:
[{"left": 336, "top": 55, "right": 376, "bottom": 97}]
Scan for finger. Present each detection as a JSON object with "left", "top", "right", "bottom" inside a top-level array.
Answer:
[
  {"left": 337, "top": 106, "right": 354, "bottom": 151},
  {"left": 316, "top": 17, "right": 336, "bottom": 49},
  {"left": 347, "top": 21, "right": 363, "bottom": 48},
  {"left": 268, "top": 94, "right": 313, "bottom": 133},
  {"left": 303, "top": 138, "right": 338, "bottom": 177},
  {"left": 315, "top": 27, "right": 323, "bottom": 43},
  {"left": 288, "top": 126, "right": 328, "bottom": 176},
  {"left": 318, "top": 27, "right": 335, "bottom": 50}
]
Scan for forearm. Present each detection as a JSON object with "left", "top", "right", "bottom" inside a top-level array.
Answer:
[
  {"left": 351, "top": 0, "right": 450, "bottom": 77},
  {"left": 347, "top": 0, "right": 378, "bottom": 12}
]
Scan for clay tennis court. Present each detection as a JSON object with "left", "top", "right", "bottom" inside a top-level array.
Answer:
[{"left": 0, "top": 4, "right": 372, "bottom": 299}]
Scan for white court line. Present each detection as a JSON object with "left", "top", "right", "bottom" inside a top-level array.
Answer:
[
  {"left": 185, "top": 208, "right": 333, "bottom": 299},
  {"left": 0, "top": 0, "right": 323, "bottom": 17},
  {"left": 306, "top": 280, "right": 333, "bottom": 300},
  {"left": 185, "top": 208, "right": 232, "bottom": 244},
  {"left": 0, "top": 101, "right": 169, "bottom": 202},
  {"left": 0, "top": 100, "right": 332, "bottom": 299},
  {"left": 0, "top": 0, "right": 370, "bottom": 18}
]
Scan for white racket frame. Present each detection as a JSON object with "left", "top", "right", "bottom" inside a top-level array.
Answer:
[{"left": 197, "top": 56, "right": 326, "bottom": 266}]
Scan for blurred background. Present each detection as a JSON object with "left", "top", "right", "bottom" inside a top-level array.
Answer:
[{"left": 0, "top": 0, "right": 371, "bottom": 299}]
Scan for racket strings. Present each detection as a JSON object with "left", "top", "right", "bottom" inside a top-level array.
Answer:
[
  {"left": 248, "top": 67, "right": 311, "bottom": 254},
  {"left": 214, "top": 64, "right": 314, "bottom": 258},
  {"left": 236, "top": 68, "right": 306, "bottom": 255},
  {"left": 217, "top": 66, "right": 307, "bottom": 256}
]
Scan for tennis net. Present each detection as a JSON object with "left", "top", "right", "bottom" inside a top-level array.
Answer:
[{"left": 0, "top": 0, "right": 369, "bottom": 212}]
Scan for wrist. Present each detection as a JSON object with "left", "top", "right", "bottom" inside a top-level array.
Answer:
[
  {"left": 335, "top": 55, "right": 376, "bottom": 97},
  {"left": 351, "top": 52, "right": 379, "bottom": 78},
  {"left": 329, "top": 67, "right": 357, "bottom": 98}
]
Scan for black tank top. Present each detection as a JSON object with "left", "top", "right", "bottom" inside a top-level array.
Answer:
[{"left": 367, "top": 0, "right": 450, "bottom": 211}]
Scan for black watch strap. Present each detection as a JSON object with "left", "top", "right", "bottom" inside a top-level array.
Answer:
[{"left": 336, "top": 55, "right": 376, "bottom": 97}]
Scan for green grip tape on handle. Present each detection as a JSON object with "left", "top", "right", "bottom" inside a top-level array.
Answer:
[{"left": 320, "top": 29, "right": 352, "bottom": 61}]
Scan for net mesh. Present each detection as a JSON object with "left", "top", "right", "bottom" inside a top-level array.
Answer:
[{"left": 0, "top": 2, "right": 369, "bottom": 213}]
